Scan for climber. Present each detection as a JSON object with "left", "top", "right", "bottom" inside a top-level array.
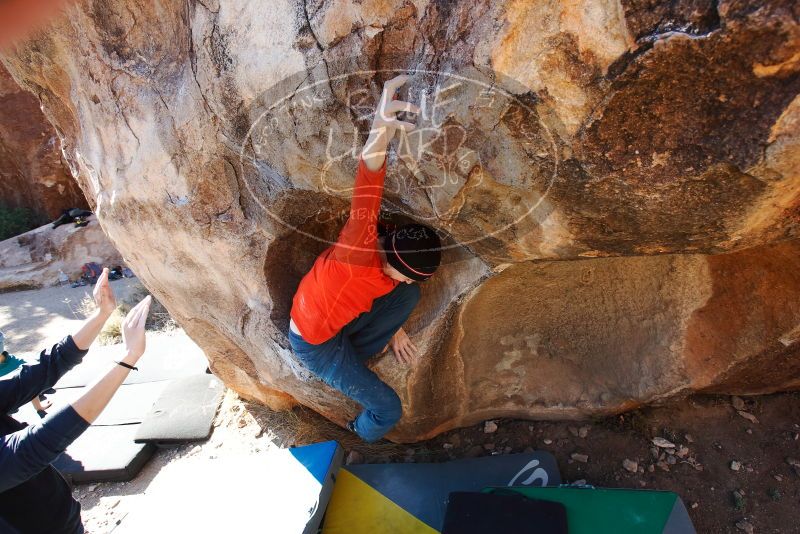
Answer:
[
  {"left": 288, "top": 75, "right": 442, "bottom": 443},
  {"left": 0, "top": 269, "right": 152, "bottom": 533}
]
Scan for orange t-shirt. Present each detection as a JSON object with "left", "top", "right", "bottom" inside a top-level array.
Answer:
[{"left": 290, "top": 156, "right": 398, "bottom": 345}]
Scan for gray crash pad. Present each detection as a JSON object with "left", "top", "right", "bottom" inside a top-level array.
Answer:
[
  {"left": 54, "top": 424, "right": 155, "bottom": 484},
  {"left": 14, "top": 381, "right": 167, "bottom": 427},
  {"left": 55, "top": 335, "right": 208, "bottom": 388},
  {"left": 134, "top": 374, "right": 224, "bottom": 444}
]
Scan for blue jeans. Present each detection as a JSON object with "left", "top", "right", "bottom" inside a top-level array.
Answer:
[{"left": 289, "top": 282, "right": 421, "bottom": 442}]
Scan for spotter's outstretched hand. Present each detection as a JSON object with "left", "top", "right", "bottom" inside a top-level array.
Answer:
[
  {"left": 93, "top": 268, "right": 117, "bottom": 317},
  {"left": 122, "top": 295, "right": 152, "bottom": 359}
]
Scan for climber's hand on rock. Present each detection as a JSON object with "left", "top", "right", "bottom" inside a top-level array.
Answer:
[
  {"left": 390, "top": 327, "right": 418, "bottom": 366},
  {"left": 93, "top": 268, "right": 117, "bottom": 317},
  {"left": 372, "top": 74, "right": 419, "bottom": 138},
  {"left": 362, "top": 75, "right": 419, "bottom": 171}
]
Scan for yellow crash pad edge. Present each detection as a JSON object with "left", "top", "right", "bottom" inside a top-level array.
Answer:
[{"left": 322, "top": 469, "right": 439, "bottom": 534}]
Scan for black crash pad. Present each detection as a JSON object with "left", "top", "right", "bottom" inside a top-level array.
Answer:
[
  {"left": 134, "top": 374, "right": 224, "bottom": 444},
  {"left": 54, "top": 424, "right": 155, "bottom": 484},
  {"left": 443, "top": 491, "right": 568, "bottom": 534}
]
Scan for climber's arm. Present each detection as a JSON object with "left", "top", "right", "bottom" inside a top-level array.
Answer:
[
  {"left": 334, "top": 76, "right": 419, "bottom": 262},
  {"left": 332, "top": 155, "right": 387, "bottom": 263},
  {"left": 361, "top": 74, "right": 419, "bottom": 171},
  {"left": 361, "top": 127, "right": 391, "bottom": 173}
]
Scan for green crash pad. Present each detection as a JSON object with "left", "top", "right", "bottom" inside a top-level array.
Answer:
[{"left": 483, "top": 486, "right": 696, "bottom": 534}]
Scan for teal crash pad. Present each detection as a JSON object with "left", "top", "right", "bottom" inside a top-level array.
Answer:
[{"left": 483, "top": 486, "right": 696, "bottom": 534}]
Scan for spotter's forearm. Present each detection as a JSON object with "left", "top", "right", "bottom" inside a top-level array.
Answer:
[
  {"left": 72, "top": 310, "right": 112, "bottom": 351},
  {"left": 71, "top": 350, "right": 141, "bottom": 423}
]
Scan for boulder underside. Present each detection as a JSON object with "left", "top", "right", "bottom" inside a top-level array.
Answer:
[{"left": 2, "top": 0, "right": 799, "bottom": 441}]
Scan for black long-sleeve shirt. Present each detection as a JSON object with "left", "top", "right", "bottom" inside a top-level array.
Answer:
[{"left": 0, "top": 336, "right": 91, "bottom": 533}]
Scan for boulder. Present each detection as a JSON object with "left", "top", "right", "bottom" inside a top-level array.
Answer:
[
  {"left": 1, "top": 0, "right": 798, "bottom": 441},
  {"left": 0, "top": 220, "right": 122, "bottom": 291},
  {"left": 0, "top": 63, "right": 88, "bottom": 222}
]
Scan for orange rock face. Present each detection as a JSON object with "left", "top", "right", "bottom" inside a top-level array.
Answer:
[
  {"left": 1, "top": 0, "right": 798, "bottom": 441},
  {"left": 0, "top": 63, "right": 87, "bottom": 222}
]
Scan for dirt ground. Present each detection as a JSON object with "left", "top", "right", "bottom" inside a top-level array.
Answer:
[
  {"left": 250, "top": 392, "right": 800, "bottom": 534},
  {"left": 381, "top": 394, "right": 800, "bottom": 534},
  {"left": 3, "top": 283, "right": 799, "bottom": 533},
  {"left": 73, "top": 387, "right": 800, "bottom": 533},
  {"left": 0, "top": 278, "right": 141, "bottom": 356}
]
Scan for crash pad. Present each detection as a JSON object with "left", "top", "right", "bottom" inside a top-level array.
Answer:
[
  {"left": 54, "top": 424, "right": 155, "bottom": 483},
  {"left": 114, "top": 441, "right": 343, "bottom": 534},
  {"left": 442, "top": 491, "right": 568, "bottom": 534},
  {"left": 483, "top": 486, "right": 696, "bottom": 534},
  {"left": 55, "top": 335, "right": 208, "bottom": 388},
  {"left": 134, "top": 374, "right": 223, "bottom": 444},
  {"left": 13, "top": 381, "right": 167, "bottom": 427},
  {"left": 323, "top": 450, "right": 560, "bottom": 533}
]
